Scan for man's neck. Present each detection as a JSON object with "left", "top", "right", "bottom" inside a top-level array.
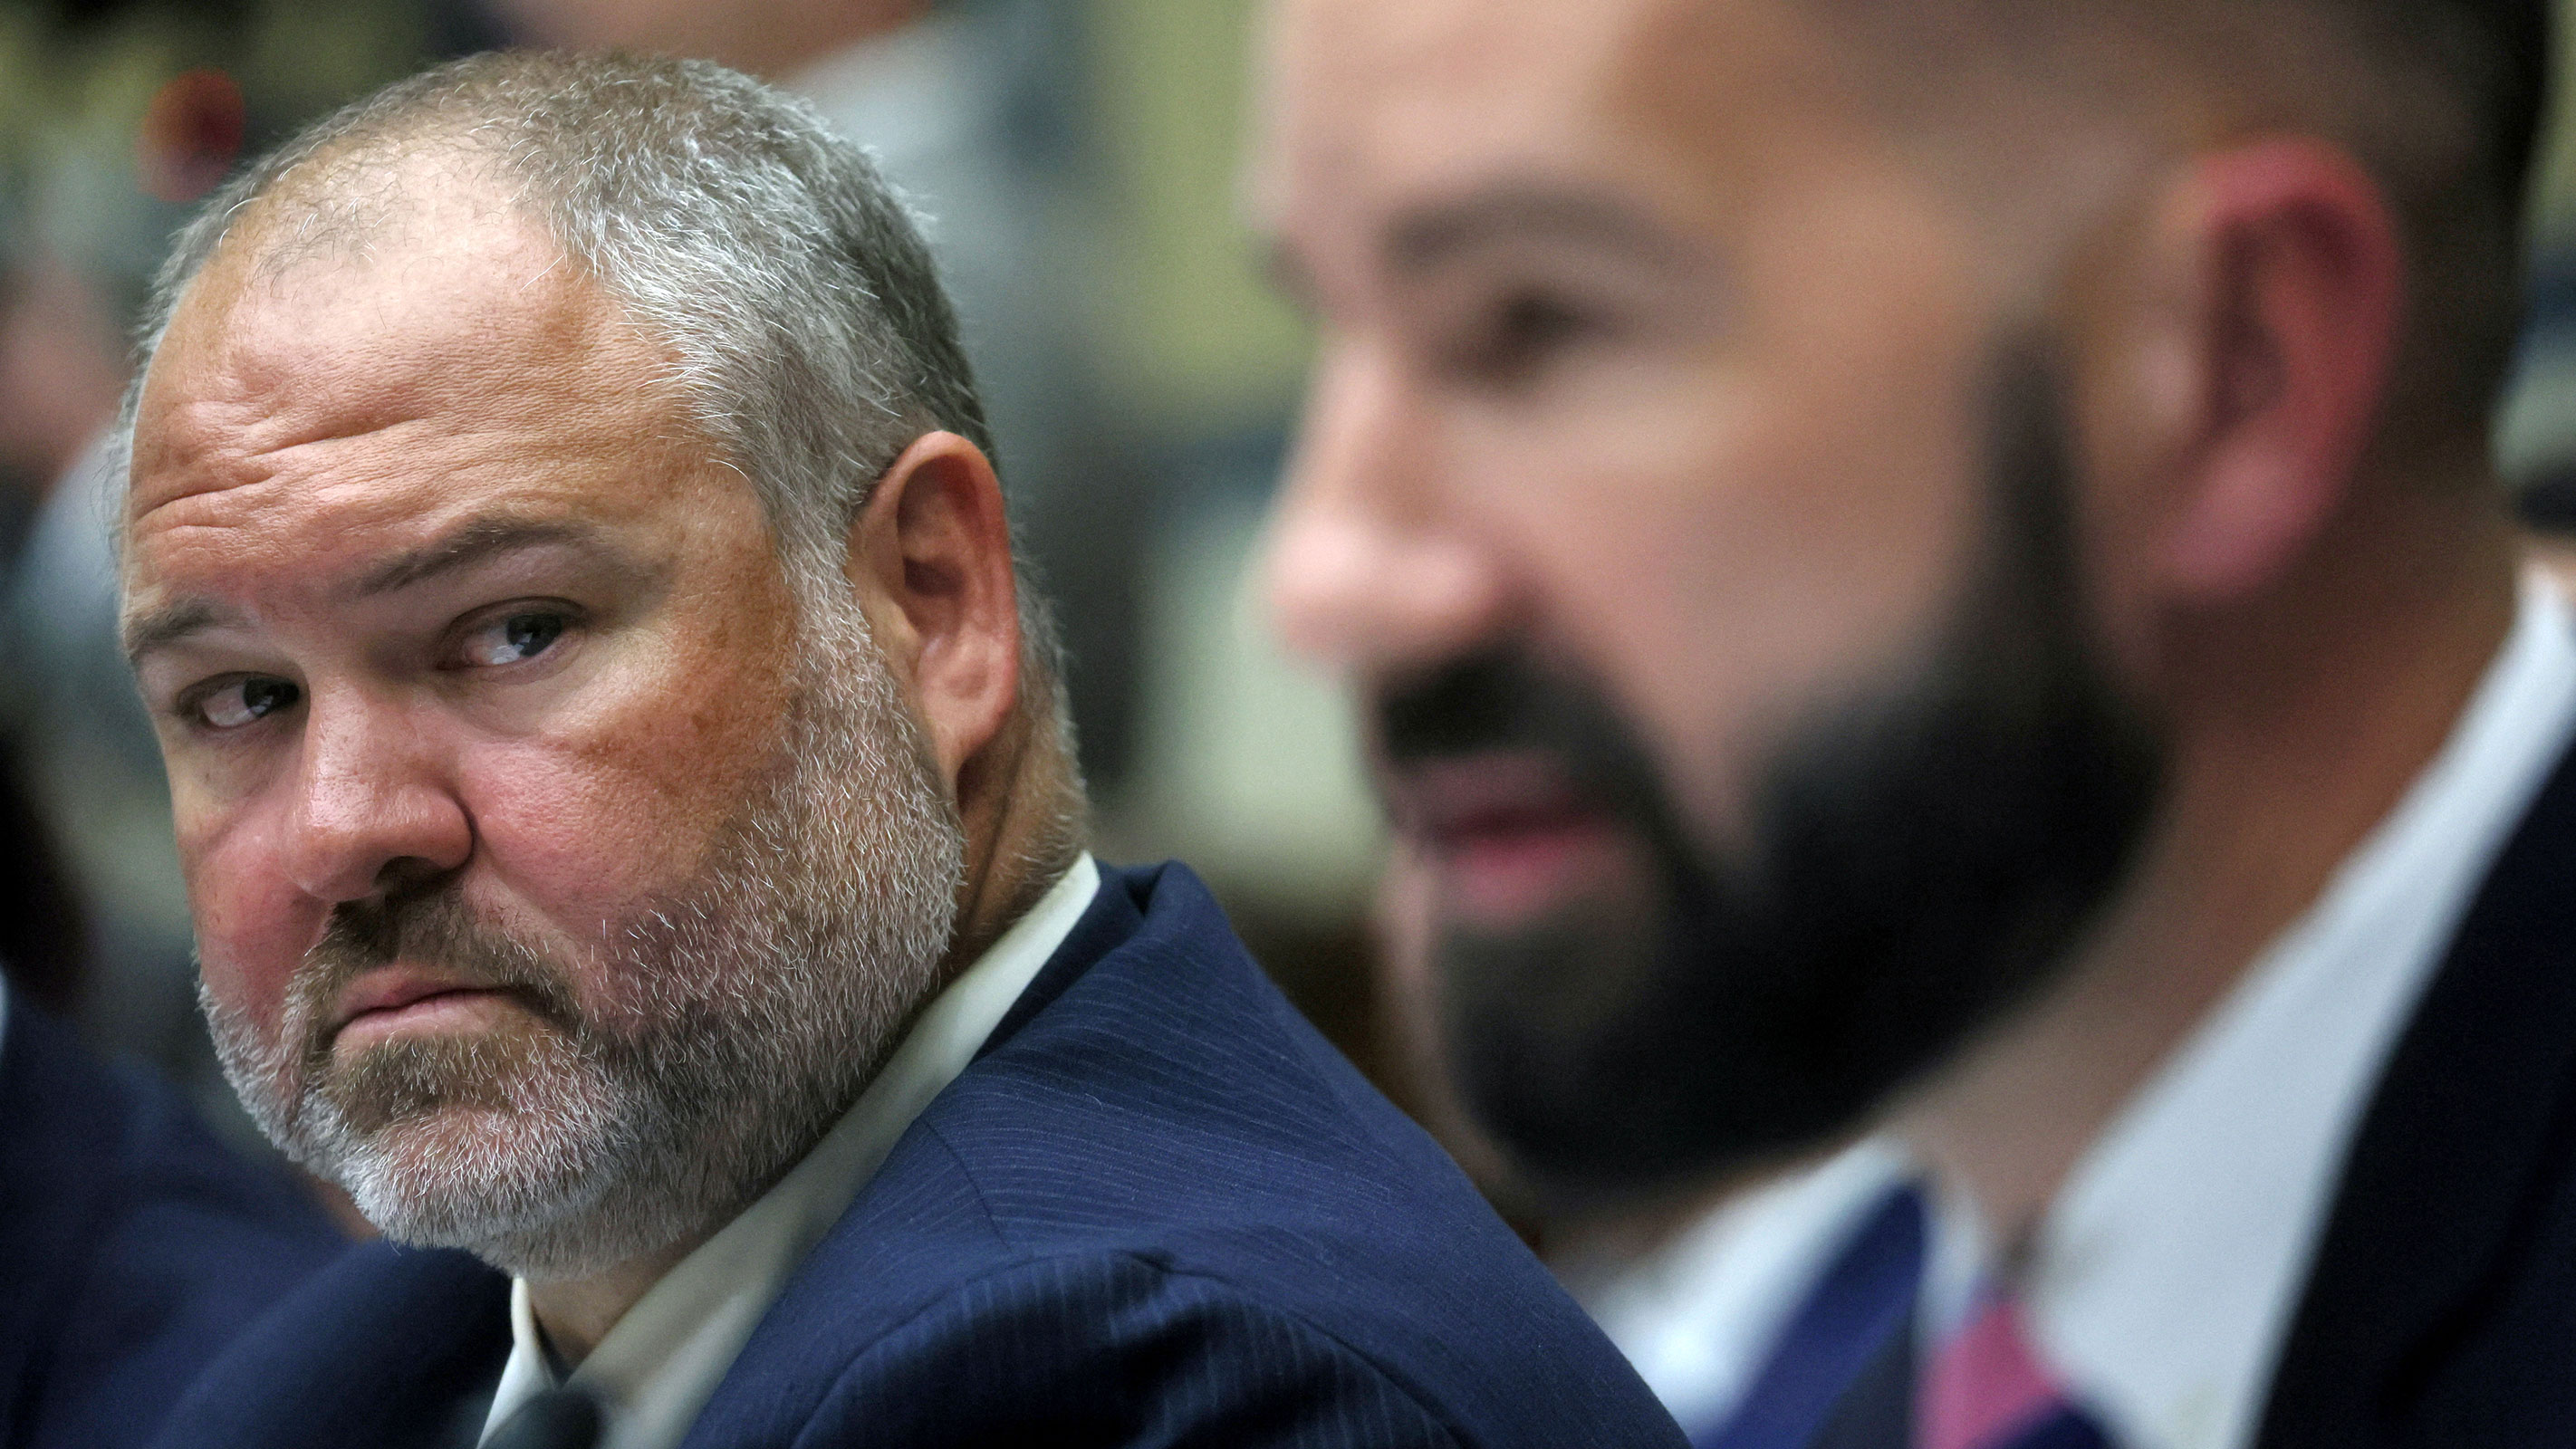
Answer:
[
  {"left": 1896, "top": 491, "right": 2523, "bottom": 1252},
  {"left": 530, "top": 1240, "right": 703, "bottom": 1369},
  {"left": 947, "top": 709, "right": 1084, "bottom": 974}
]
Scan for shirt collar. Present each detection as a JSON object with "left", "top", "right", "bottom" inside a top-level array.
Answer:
[
  {"left": 1941, "top": 575, "right": 2576, "bottom": 1449},
  {"left": 481, "top": 853, "right": 1103, "bottom": 1449}
]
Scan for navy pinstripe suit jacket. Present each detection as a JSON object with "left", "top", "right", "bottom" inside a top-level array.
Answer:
[{"left": 151, "top": 861, "right": 1687, "bottom": 1449}]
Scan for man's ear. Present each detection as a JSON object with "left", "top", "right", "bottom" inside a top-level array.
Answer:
[
  {"left": 844, "top": 431, "right": 1023, "bottom": 790},
  {"left": 2109, "top": 137, "right": 2403, "bottom": 602}
]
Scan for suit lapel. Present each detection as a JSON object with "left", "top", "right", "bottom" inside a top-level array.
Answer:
[
  {"left": 1802, "top": 1308, "right": 1913, "bottom": 1449},
  {"left": 678, "top": 865, "right": 1149, "bottom": 1449},
  {"left": 2255, "top": 734, "right": 2576, "bottom": 1447}
]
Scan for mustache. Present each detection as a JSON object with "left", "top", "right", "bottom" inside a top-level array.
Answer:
[
  {"left": 1378, "top": 649, "right": 1596, "bottom": 763},
  {"left": 1373, "top": 649, "right": 1677, "bottom": 828},
  {"left": 293, "top": 883, "right": 584, "bottom": 1060}
]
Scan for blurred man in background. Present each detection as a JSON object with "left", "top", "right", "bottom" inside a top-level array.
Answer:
[
  {"left": 1257, "top": 1, "right": 2574, "bottom": 1446},
  {"left": 124, "top": 52, "right": 1680, "bottom": 1449}
]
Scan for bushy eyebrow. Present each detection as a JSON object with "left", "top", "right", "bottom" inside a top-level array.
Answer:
[{"left": 122, "top": 516, "right": 615, "bottom": 667}]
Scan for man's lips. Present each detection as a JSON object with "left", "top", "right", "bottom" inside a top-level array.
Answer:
[
  {"left": 1380, "top": 752, "right": 1624, "bottom": 922},
  {"left": 329, "top": 968, "right": 519, "bottom": 1048}
]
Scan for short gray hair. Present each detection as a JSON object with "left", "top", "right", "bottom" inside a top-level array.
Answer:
[{"left": 122, "top": 50, "right": 1086, "bottom": 863}]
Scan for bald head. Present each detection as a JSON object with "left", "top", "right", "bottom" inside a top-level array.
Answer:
[{"left": 129, "top": 51, "right": 994, "bottom": 539}]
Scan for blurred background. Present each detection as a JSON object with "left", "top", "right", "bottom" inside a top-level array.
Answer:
[{"left": 4, "top": 0, "right": 2573, "bottom": 1242}]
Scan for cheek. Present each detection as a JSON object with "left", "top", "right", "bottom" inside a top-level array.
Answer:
[
  {"left": 178, "top": 800, "right": 322, "bottom": 1042},
  {"left": 457, "top": 647, "right": 796, "bottom": 933},
  {"left": 1454, "top": 296, "right": 1989, "bottom": 835}
]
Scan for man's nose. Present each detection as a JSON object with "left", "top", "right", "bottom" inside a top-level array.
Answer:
[
  {"left": 1262, "top": 346, "right": 1508, "bottom": 676},
  {"left": 283, "top": 690, "right": 472, "bottom": 906}
]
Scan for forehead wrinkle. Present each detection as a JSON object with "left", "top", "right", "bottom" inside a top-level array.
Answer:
[
  {"left": 132, "top": 284, "right": 553, "bottom": 530},
  {"left": 132, "top": 232, "right": 687, "bottom": 532},
  {"left": 124, "top": 177, "right": 740, "bottom": 638},
  {"left": 132, "top": 408, "right": 444, "bottom": 526},
  {"left": 139, "top": 440, "right": 561, "bottom": 552}
]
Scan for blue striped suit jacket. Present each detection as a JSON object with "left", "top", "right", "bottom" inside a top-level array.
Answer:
[{"left": 152, "top": 861, "right": 1687, "bottom": 1448}]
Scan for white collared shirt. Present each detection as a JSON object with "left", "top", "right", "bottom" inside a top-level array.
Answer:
[
  {"left": 1997, "top": 574, "right": 2576, "bottom": 1449},
  {"left": 479, "top": 854, "right": 1102, "bottom": 1449},
  {"left": 1581, "top": 574, "right": 2576, "bottom": 1449}
]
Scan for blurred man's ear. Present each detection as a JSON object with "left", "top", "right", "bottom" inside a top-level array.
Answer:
[
  {"left": 843, "top": 431, "right": 1024, "bottom": 791},
  {"left": 2095, "top": 137, "right": 2404, "bottom": 604}
]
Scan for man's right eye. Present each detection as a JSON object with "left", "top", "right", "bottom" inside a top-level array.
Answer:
[{"left": 195, "top": 677, "right": 303, "bottom": 730}]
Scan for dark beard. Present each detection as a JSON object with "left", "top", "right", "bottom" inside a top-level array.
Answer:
[{"left": 1377, "top": 337, "right": 2166, "bottom": 1201}]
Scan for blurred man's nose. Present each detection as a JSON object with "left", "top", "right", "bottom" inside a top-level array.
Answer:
[
  {"left": 1264, "top": 344, "right": 1509, "bottom": 676},
  {"left": 282, "top": 690, "right": 472, "bottom": 906}
]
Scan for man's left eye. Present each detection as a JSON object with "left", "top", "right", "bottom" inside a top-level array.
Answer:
[{"left": 461, "top": 611, "right": 570, "bottom": 667}]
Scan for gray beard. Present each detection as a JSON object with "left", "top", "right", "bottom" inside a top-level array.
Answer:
[{"left": 203, "top": 591, "right": 966, "bottom": 1281}]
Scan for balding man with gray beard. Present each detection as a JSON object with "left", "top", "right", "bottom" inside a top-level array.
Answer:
[{"left": 121, "top": 51, "right": 1683, "bottom": 1449}]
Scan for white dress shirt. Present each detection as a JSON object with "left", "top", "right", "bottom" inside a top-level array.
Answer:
[
  {"left": 479, "top": 854, "right": 1102, "bottom": 1449},
  {"left": 1580, "top": 574, "right": 2576, "bottom": 1449}
]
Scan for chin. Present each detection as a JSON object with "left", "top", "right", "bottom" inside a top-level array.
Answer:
[{"left": 334, "top": 1084, "right": 648, "bottom": 1273}]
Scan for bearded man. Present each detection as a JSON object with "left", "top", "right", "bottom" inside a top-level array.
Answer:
[
  {"left": 118, "top": 52, "right": 1681, "bottom": 1449},
  {"left": 1256, "top": 0, "right": 2576, "bottom": 1446}
]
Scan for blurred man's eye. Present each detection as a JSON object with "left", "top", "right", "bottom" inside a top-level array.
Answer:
[
  {"left": 193, "top": 677, "right": 302, "bottom": 731},
  {"left": 1437, "top": 288, "right": 1609, "bottom": 390},
  {"left": 456, "top": 609, "right": 572, "bottom": 669}
]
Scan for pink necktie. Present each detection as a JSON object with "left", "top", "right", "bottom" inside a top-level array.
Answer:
[{"left": 1918, "top": 1292, "right": 2110, "bottom": 1449}]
